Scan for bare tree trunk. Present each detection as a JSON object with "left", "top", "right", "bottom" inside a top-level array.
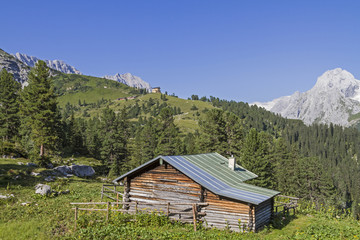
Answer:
[{"left": 40, "top": 144, "right": 44, "bottom": 157}]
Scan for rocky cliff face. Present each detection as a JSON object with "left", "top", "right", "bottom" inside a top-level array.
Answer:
[
  {"left": 103, "top": 72, "right": 151, "bottom": 91},
  {"left": 253, "top": 68, "right": 360, "bottom": 126},
  {"left": 12, "top": 53, "right": 82, "bottom": 75},
  {"left": 0, "top": 49, "right": 30, "bottom": 84}
]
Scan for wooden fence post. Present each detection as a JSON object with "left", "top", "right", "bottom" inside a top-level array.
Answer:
[
  {"left": 106, "top": 202, "right": 110, "bottom": 221},
  {"left": 101, "top": 185, "right": 104, "bottom": 201},
  {"left": 74, "top": 207, "right": 78, "bottom": 231},
  {"left": 166, "top": 202, "right": 170, "bottom": 217},
  {"left": 135, "top": 201, "right": 138, "bottom": 214},
  {"left": 192, "top": 204, "right": 197, "bottom": 232},
  {"left": 117, "top": 193, "right": 119, "bottom": 207}
]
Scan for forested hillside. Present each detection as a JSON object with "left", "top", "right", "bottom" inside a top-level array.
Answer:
[{"left": 1, "top": 63, "right": 360, "bottom": 219}]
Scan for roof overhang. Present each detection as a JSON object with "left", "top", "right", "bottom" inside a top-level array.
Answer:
[{"left": 113, "top": 154, "right": 280, "bottom": 205}]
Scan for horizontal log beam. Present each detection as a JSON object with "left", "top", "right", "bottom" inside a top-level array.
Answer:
[{"left": 277, "top": 195, "right": 299, "bottom": 200}]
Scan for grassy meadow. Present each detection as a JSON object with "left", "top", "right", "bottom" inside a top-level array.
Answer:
[
  {"left": 53, "top": 73, "right": 215, "bottom": 133},
  {"left": 1, "top": 157, "right": 360, "bottom": 239}
]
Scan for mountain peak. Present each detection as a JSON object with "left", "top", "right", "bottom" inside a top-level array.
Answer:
[
  {"left": 253, "top": 68, "right": 360, "bottom": 126},
  {"left": 103, "top": 73, "right": 151, "bottom": 91},
  {"left": 12, "top": 52, "right": 82, "bottom": 75},
  {"left": 314, "top": 68, "right": 356, "bottom": 91}
]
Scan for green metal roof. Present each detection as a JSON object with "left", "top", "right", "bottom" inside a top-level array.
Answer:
[
  {"left": 182, "top": 153, "right": 277, "bottom": 198},
  {"left": 114, "top": 153, "right": 280, "bottom": 204},
  {"left": 183, "top": 152, "right": 258, "bottom": 183}
]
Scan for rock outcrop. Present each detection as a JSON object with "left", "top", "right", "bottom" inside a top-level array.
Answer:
[
  {"left": 54, "top": 165, "right": 95, "bottom": 177},
  {"left": 35, "top": 184, "right": 52, "bottom": 196},
  {"left": 104, "top": 72, "right": 151, "bottom": 91},
  {"left": 12, "top": 52, "right": 82, "bottom": 75},
  {"left": 0, "top": 49, "right": 30, "bottom": 84}
]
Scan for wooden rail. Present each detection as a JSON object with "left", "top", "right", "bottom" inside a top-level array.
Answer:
[
  {"left": 71, "top": 201, "right": 208, "bottom": 231},
  {"left": 101, "top": 184, "right": 123, "bottom": 202},
  {"left": 274, "top": 195, "right": 299, "bottom": 216}
]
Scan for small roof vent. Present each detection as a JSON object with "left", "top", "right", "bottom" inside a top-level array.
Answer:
[{"left": 228, "top": 156, "right": 235, "bottom": 171}]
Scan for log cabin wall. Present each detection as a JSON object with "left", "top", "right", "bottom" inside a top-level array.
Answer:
[
  {"left": 203, "top": 190, "right": 253, "bottom": 232},
  {"left": 254, "top": 198, "right": 272, "bottom": 230},
  {"left": 122, "top": 160, "right": 274, "bottom": 231},
  {"left": 127, "top": 163, "right": 202, "bottom": 221}
]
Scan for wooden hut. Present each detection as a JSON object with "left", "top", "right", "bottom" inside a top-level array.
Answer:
[
  {"left": 113, "top": 153, "right": 279, "bottom": 232},
  {"left": 151, "top": 87, "right": 161, "bottom": 93}
]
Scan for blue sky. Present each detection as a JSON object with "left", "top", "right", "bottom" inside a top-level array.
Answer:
[{"left": 2, "top": 0, "right": 360, "bottom": 102}]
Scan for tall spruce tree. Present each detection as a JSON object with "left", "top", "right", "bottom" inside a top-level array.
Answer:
[
  {"left": 0, "top": 69, "right": 21, "bottom": 142},
  {"left": 240, "top": 128, "right": 273, "bottom": 188},
  {"left": 100, "top": 107, "right": 129, "bottom": 176},
  {"left": 198, "top": 109, "right": 243, "bottom": 157},
  {"left": 130, "top": 117, "right": 159, "bottom": 166},
  {"left": 19, "top": 61, "right": 58, "bottom": 164},
  {"left": 198, "top": 109, "right": 227, "bottom": 155},
  {"left": 223, "top": 112, "right": 244, "bottom": 157},
  {"left": 155, "top": 108, "right": 181, "bottom": 156}
]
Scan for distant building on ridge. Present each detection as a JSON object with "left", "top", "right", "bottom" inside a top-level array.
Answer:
[{"left": 152, "top": 87, "right": 161, "bottom": 93}]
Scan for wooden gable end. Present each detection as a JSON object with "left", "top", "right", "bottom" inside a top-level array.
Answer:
[
  {"left": 129, "top": 163, "right": 202, "bottom": 203},
  {"left": 125, "top": 163, "right": 202, "bottom": 221}
]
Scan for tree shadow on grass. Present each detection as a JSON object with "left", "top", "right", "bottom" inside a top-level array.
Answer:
[
  {"left": 270, "top": 212, "right": 298, "bottom": 230},
  {"left": 0, "top": 163, "right": 95, "bottom": 188},
  {"left": 0, "top": 163, "right": 44, "bottom": 188}
]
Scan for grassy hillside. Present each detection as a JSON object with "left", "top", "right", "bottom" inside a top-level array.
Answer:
[
  {"left": 1, "top": 157, "right": 360, "bottom": 239},
  {"left": 53, "top": 73, "right": 215, "bottom": 133},
  {"left": 53, "top": 73, "right": 141, "bottom": 107}
]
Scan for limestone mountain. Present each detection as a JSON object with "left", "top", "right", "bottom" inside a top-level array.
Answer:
[
  {"left": 12, "top": 52, "right": 151, "bottom": 91},
  {"left": 253, "top": 68, "right": 360, "bottom": 126},
  {"left": 12, "top": 52, "right": 82, "bottom": 75},
  {"left": 0, "top": 49, "right": 30, "bottom": 84},
  {"left": 103, "top": 72, "right": 151, "bottom": 91}
]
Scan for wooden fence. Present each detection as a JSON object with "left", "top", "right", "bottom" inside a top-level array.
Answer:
[
  {"left": 101, "top": 184, "right": 123, "bottom": 202},
  {"left": 70, "top": 201, "right": 208, "bottom": 231},
  {"left": 274, "top": 195, "right": 299, "bottom": 215}
]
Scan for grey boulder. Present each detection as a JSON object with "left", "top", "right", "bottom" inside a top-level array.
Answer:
[
  {"left": 54, "top": 164, "right": 95, "bottom": 177},
  {"left": 35, "top": 184, "right": 52, "bottom": 196},
  {"left": 54, "top": 166, "right": 72, "bottom": 175},
  {"left": 0, "top": 194, "right": 14, "bottom": 199},
  {"left": 44, "top": 176, "right": 56, "bottom": 182},
  {"left": 70, "top": 165, "right": 95, "bottom": 177}
]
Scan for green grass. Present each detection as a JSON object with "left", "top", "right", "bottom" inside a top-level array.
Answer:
[
  {"left": 55, "top": 76, "right": 215, "bottom": 133},
  {"left": 0, "top": 157, "right": 105, "bottom": 240},
  {"left": 2, "top": 156, "right": 360, "bottom": 239},
  {"left": 52, "top": 72, "right": 216, "bottom": 133},
  {"left": 74, "top": 210, "right": 360, "bottom": 239},
  {"left": 53, "top": 74, "right": 140, "bottom": 107}
]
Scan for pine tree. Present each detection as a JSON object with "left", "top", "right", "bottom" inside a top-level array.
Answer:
[
  {"left": 84, "top": 117, "right": 102, "bottom": 159},
  {"left": 0, "top": 69, "right": 21, "bottom": 141},
  {"left": 197, "top": 109, "right": 244, "bottom": 157},
  {"left": 130, "top": 117, "right": 159, "bottom": 166},
  {"left": 272, "top": 139, "right": 302, "bottom": 195},
  {"left": 240, "top": 128, "right": 273, "bottom": 188},
  {"left": 223, "top": 112, "right": 244, "bottom": 157},
  {"left": 198, "top": 109, "right": 227, "bottom": 155},
  {"left": 19, "top": 60, "right": 58, "bottom": 164},
  {"left": 100, "top": 107, "right": 129, "bottom": 176},
  {"left": 155, "top": 108, "right": 181, "bottom": 156},
  {"left": 66, "top": 115, "right": 85, "bottom": 154},
  {"left": 182, "top": 132, "right": 198, "bottom": 155}
]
